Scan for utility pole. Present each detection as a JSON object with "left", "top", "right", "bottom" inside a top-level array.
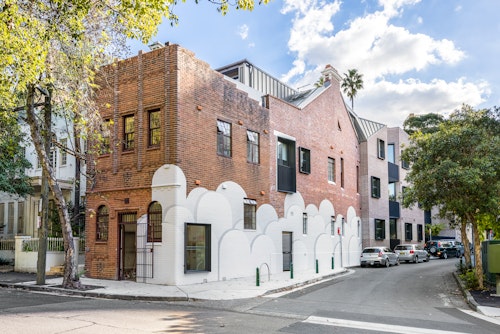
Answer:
[{"left": 36, "top": 86, "right": 51, "bottom": 285}]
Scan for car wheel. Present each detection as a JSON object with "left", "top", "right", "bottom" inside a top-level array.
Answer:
[
  {"left": 414, "top": 255, "right": 419, "bottom": 263},
  {"left": 360, "top": 263, "right": 365, "bottom": 268},
  {"left": 385, "top": 259, "right": 390, "bottom": 268},
  {"left": 443, "top": 252, "right": 448, "bottom": 259}
]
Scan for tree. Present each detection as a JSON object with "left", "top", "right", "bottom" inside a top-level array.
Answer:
[
  {"left": 402, "top": 105, "right": 500, "bottom": 289},
  {"left": 0, "top": 0, "right": 268, "bottom": 288},
  {"left": 341, "top": 69, "right": 364, "bottom": 110},
  {"left": 403, "top": 113, "right": 445, "bottom": 135},
  {"left": 0, "top": 115, "right": 32, "bottom": 197}
]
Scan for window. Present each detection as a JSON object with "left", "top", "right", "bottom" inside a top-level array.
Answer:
[
  {"left": 0, "top": 203, "right": 4, "bottom": 233},
  {"left": 7, "top": 202, "right": 14, "bottom": 234},
  {"left": 356, "top": 165, "right": 360, "bottom": 193},
  {"left": 244, "top": 198, "right": 257, "bottom": 229},
  {"left": 217, "top": 120, "right": 231, "bottom": 157},
  {"left": 302, "top": 213, "right": 308, "bottom": 234},
  {"left": 96, "top": 205, "right": 109, "bottom": 241},
  {"left": 377, "top": 139, "right": 385, "bottom": 159},
  {"left": 148, "top": 110, "right": 161, "bottom": 147},
  {"left": 101, "top": 119, "right": 111, "bottom": 153},
  {"left": 147, "top": 202, "right": 162, "bottom": 242},
  {"left": 277, "top": 137, "right": 296, "bottom": 193},
  {"left": 387, "top": 143, "right": 395, "bottom": 163},
  {"left": 123, "top": 115, "right": 135, "bottom": 150},
  {"left": 405, "top": 223, "right": 413, "bottom": 241},
  {"left": 390, "top": 219, "right": 397, "bottom": 240},
  {"left": 17, "top": 202, "right": 24, "bottom": 234},
  {"left": 417, "top": 224, "right": 423, "bottom": 242},
  {"left": 340, "top": 158, "right": 345, "bottom": 188},
  {"left": 388, "top": 182, "right": 396, "bottom": 201},
  {"left": 299, "top": 147, "right": 311, "bottom": 174},
  {"left": 375, "top": 219, "right": 385, "bottom": 240},
  {"left": 401, "top": 159, "right": 410, "bottom": 169},
  {"left": 371, "top": 176, "right": 381, "bottom": 198},
  {"left": 185, "top": 223, "right": 211, "bottom": 272},
  {"left": 328, "top": 158, "right": 335, "bottom": 182},
  {"left": 247, "top": 130, "right": 259, "bottom": 164},
  {"left": 60, "top": 138, "right": 67, "bottom": 166}
]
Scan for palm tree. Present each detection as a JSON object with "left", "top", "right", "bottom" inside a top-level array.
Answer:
[{"left": 341, "top": 69, "right": 364, "bottom": 111}]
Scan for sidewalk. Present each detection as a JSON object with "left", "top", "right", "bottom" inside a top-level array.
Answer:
[{"left": 0, "top": 266, "right": 349, "bottom": 301}]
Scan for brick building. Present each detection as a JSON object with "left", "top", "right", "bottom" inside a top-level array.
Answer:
[{"left": 85, "top": 43, "right": 363, "bottom": 284}]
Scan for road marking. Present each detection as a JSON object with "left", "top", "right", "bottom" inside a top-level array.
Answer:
[
  {"left": 304, "top": 316, "right": 470, "bottom": 334},
  {"left": 457, "top": 308, "right": 500, "bottom": 326}
]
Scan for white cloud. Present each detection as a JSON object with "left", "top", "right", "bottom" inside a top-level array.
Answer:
[
  {"left": 279, "top": 0, "right": 485, "bottom": 126},
  {"left": 238, "top": 24, "right": 249, "bottom": 40}
]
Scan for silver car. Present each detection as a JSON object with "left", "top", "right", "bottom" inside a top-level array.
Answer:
[
  {"left": 394, "top": 244, "right": 429, "bottom": 263},
  {"left": 360, "top": 247, "right": 399, "bottom": 267}
]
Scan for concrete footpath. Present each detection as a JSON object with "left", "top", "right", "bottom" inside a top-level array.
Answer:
[{"left": 1, "top": 267, "right": 499, "bottom": 325}]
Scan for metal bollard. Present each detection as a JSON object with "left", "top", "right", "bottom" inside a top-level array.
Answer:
[
  {"left": 332, "top": 257, "right": 335, "bottom": 269},
  {"left": 316, "top": 259, "right": 319, "bottom": 273},
  {"left": 290, "top": 263, "right": 294, "bottom": 279}
]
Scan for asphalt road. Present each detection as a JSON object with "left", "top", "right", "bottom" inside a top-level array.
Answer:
[{"left": 1, "top": 258, "right": 499, "bottom": 333}]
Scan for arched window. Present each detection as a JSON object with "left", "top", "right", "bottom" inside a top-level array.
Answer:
[
  {"left": 96, "top": 205, "right": 109, "bottom": 241},
  {"left": 148, "top": 202, "right": 162, "bottom": 242}
]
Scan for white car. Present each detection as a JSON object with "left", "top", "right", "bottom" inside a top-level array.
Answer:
[
  {"left": 394, "top": 244, "right": 429, "bottom": 263},
  {"left": 360, "top": 247, "right": 400, "bottom": 267}
]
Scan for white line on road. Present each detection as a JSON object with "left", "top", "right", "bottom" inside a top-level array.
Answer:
[{"left": 303, "top": 316, "right": 470, "bottom": 334}]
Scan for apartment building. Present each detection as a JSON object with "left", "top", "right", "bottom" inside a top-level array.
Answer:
[{"left": 85, "top": 43, "right": 363, "bottom": 284}]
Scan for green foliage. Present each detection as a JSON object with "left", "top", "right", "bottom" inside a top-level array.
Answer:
[
  {"left": 0, "top": 114, "right": 32, "bottom": 196},
  {"left": 341, "top": 69, "right": 364, "bottom": 110},
  {"left": 403, "top": 113, "right": 444, "bottom": 135},
  {"left": 425, "top": 223, "right": 445, "bottom": 238},
  {"left": 459, "top": 269, "right": 479, "bottom": 290}
]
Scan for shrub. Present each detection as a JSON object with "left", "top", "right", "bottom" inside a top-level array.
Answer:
[{"left": 459, "top": 269, "right": 479, "bottom": 290}]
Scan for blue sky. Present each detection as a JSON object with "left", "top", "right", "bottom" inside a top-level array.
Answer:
[{"left": 128, "top": 0, "right": 500, "bottom": 127}]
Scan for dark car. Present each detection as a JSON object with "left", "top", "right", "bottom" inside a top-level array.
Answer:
[{"left": 425, "top": 240, "right": 458, "bottom": 259}]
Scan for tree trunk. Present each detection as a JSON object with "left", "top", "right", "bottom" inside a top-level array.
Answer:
[
  {"left": 26, "top": 86, "right": 81, "bottom": 289},
  {"left": 470, "top": 216, "right": 484, "bottom": 289},
  {"left": 460, "top": 219, "right": 472, "bottom": 269}
]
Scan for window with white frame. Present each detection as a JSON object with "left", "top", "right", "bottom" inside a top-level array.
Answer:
[
  {"left": 60, "top": 138, "right": 67, "bottom": 166},
  {"left": 328, "top": 157, "right": 335, "bottom": 182}
]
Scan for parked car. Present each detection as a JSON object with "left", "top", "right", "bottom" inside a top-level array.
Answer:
[
  {"left": 360, "top": 247, "right": 399, "bottom": 267},
  {"left": 449, "top": 240, "right": 465, "bottom": 257},
  {"left": 393, "top": 244, "right": 429, "bottom": 263},
  {"left": 424, "top": 240, "right": 458, "bottom": 259}
]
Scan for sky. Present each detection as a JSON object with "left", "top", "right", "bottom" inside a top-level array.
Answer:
[{"left": 128, "top": 0, "right": 500, "bottom": 127}]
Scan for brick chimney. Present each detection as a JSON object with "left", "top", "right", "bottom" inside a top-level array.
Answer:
[{"left": 321, "top": 64, "right": 342, "bottom": 85}]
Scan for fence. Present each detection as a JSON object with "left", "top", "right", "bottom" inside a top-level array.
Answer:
[
  {"left": 14, "top": 236, "right": 80, "bottom": 273},
  {"left": 0, "top": 239, "right": 15, "bottom": 263}
]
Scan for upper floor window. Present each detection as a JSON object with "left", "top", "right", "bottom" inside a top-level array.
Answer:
[
  {"left": 388, "top": 182, "right": 396, "bottom": 201},
  {"left": 277, "top": 137, "right": 296, "bottom": 193},
  {"left": 148, "top": 109, "right": 161, "bottom": 147},
  {"left": 299, "top": 147, "right": 311, "bottom": 174},
  {"left": 417, "top": 224, "right": 423, "bottom": 242},
  {"left": 405, "top": 223, "right": 413, "bottom": 241},
  {"left": 148, "top": 202, "right": 162, "bottom": 242},
  {"left": 377, "top": 139, "right": 385, "bottom": 159},
  {"left": 96, "top": 205, "right": 109, "bottom": 241},
  {"left": 123, "top": 115, "right": 135, "bottom": 151},
  {"left": 217, "top": 120, "right": 231, "bottom": 157},
  {"left": 101, "top": 119, "right": 111, "bottom": 154},
  {"left": 243, "top": 198, "right": 257, "bottom": 230},
  {"left": 246, "top": 130, "right": 259, "bottom": 164},
  {"left": 371, "top": 176, "right": 381, "bottom": 198},
  {"left": 328, "top": 157, "right": 335, "bottom": 182},
  {"left": 340, "top": 158, "right": 345, "bottom": 188},
  {"left": 387, "top": 143, "right": 395, "bottom": 163},
  {"left": 60, "top": 138, "right": 67, "bottom": 166},
  {"left": 401, "top": 159, "right": 410, "bottom": 169}
]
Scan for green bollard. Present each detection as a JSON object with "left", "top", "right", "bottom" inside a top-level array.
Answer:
[
  {"left": 256, "top": 267, "right": 260, "bottom": 286},
  {"left": 290, "top": 263, "right": 294, "bottom": 279},
  {"left": 332, "top": 257, "right": 334, "bottom": 269},
  {"left": 316, "top": 259, "right": 319, "bottom": 273}
]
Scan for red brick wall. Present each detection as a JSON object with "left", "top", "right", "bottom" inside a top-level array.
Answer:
[
  {"left": 268, "top": 83, "right": 360, "bottom": 218},
  {"left": 86, "top": 45, "right": 271, "bottom": 279}
]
